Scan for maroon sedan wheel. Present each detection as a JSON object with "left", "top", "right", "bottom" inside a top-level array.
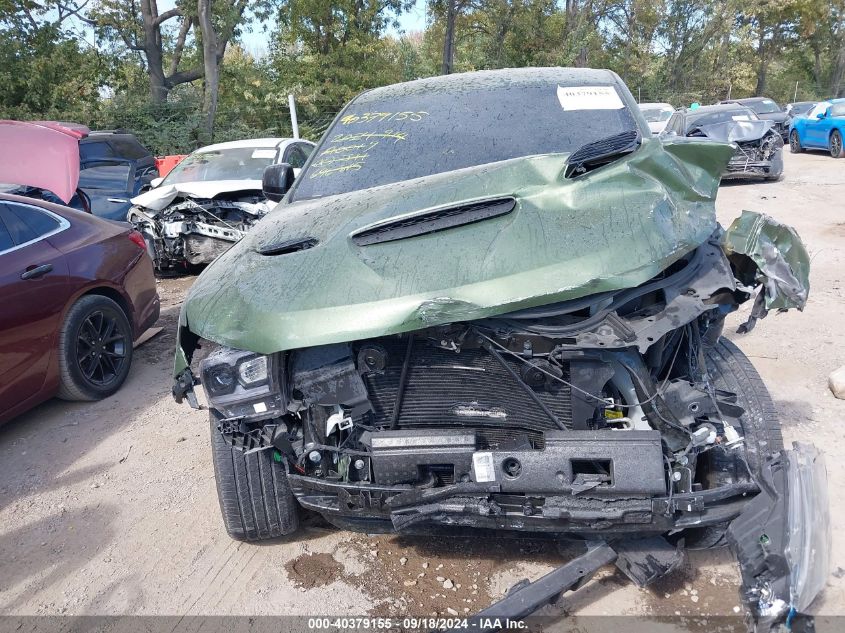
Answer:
[{"left": 58, "top": 295, "right": 133, "bottom": 401}]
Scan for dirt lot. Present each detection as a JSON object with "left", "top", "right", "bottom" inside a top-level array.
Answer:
[{"left": 1, "top": 150, "right": 843, "bottom": 622}]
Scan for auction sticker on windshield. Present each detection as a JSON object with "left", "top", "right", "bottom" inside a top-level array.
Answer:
[{"left": 557, "top": 85, "right": 624, "bottom": 110}]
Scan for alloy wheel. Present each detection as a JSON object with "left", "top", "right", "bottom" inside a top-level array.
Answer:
[
  {"left": 790, "top": 131, "right": 801, "bottom": 153},
  {"left": 831, "top": 132, "right": 843, "bottom": 158},
  {"left": 76, "top": 309, "right": 129, "bottom": 387}
]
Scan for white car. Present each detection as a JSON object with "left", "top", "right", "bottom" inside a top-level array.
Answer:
[
  {"left": 128, "top": 137, "right": 314, "bottom": 272},
  {"left": 638, "top": 102, "right": 675, "bottom": 135}
]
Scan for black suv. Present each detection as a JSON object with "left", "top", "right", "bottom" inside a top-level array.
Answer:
[{"left": 77, "top": 130, "right": 158, "bottom": 221}]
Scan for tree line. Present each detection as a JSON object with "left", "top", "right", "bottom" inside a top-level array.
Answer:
[{"left": 2, "top": 1, "right": 844, "bottom": 155}]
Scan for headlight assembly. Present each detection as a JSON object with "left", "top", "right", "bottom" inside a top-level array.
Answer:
[{"left": 199, "top": 346, "right": 284, "bottom": 418}]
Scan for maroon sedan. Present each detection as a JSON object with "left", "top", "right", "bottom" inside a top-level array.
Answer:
[{"left": 0, "top": 193, "right": 160, "bottom": 424}]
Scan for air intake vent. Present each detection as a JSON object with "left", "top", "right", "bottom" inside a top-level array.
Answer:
[
  {"left": 351, "top": 197, "right": 516, "bottom": 246},
  {"left": 565, "top": 130, "right": 640, "bottom": 178},
  {"left": 258, "top": 237, "right": 318, "bottom": 256}
]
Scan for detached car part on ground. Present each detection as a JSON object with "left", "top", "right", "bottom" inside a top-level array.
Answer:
[
  {"left": 663, "top": 105, "right": 784, "bottom": 181},
  {"left": 170, "top": 69, "right": 829, "bottom": 630},
  {"left": 127, "top": 138, "right": 314, "bottom": 273}
]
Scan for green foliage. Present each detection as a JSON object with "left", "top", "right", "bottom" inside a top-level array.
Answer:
[
  {"left": 0, "top": 24, "right": 107, "bottom": 120},
  {"left": 3, "top": 0, "right": 845, "bottom": 155}
]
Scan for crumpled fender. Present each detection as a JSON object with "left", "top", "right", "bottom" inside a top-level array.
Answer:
[{"left": 722, "top": 210, "right": 810, "bottom": 332}]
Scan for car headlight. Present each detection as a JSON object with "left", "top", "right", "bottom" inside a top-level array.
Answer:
[{"left": 199, "top": 346, "right": 284, "bottom": 418}]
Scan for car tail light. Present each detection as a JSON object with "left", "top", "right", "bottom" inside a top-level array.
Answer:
[{"left": 128, "top": 230, "right": 147, "bottom": 250}]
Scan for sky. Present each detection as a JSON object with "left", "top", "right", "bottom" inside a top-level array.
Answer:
[{"left": 391, "top": 1, "right": 428, "bottom": 36}]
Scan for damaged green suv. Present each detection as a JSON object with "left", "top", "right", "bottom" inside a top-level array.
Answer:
[{"left": 172, "top": 69, "right": 829, "bottom": 629}]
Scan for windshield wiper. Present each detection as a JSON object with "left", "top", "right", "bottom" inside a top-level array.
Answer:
[{"left": 565, "top": 129, "right": 641, "bottom": 178}]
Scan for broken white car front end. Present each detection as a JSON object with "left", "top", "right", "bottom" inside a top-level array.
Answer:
[
  {"left": 128, "top": 141, "right": 298, "bottom": 272},
  {"left": 128, "top": 189, "right": 271, "bottom": 271}
]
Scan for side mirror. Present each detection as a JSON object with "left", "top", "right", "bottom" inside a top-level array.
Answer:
[
  {"left": 262, "top": 163, "right": 295, "bottom": 202},
  {"left": 817, "top": 112, "right": 826, "bottom": 119},
  {"left": 150, "top": 177, "right": 163, "bottom": 188}
]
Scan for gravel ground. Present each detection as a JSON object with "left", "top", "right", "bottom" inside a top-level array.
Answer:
[{"left": 1, "top": 150, "right": 843, "bottom": 622}]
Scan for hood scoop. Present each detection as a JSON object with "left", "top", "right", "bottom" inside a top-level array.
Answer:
[
  {"left": 565, "top": 130, "right": 640, "bottom": 178},
  {"left": 350, "top": 197, "right": 516, "bottom": 246},
  {"left": 258, "top": 237, "right": 318, "bottom": 256}
]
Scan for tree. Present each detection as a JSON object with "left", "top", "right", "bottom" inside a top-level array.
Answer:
[
  {"left": 92, "top": 0, "right": 254, "bottom": 105},
  {"left": 0, "top": 1, "right": 109, "bottom": 119},
  {"left": 272, "top": 0, "right": 411, "bottom": 107},
  {"left": 92, "top": 1, "right": 201, "bottom": 102}
]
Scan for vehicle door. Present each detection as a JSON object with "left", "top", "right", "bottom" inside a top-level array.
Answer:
[
  {"left": 804, "top": 102, "right": 830, "bottom": 147},
  {"left": 79, "top": 159, "right": 136, "bottom": 221},
  {"left": 827, "top": 102, "right": 845, "bottom": 146},
  {"left": 108, "top": 136, "right": 157, "bottom": 192},
  {"left": 0, "top": 201, "right": 71, "bottom": 412}
]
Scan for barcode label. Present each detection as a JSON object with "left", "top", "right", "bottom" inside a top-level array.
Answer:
[{"left": 472, "top": 452, "right": 496, "bottom": 483}]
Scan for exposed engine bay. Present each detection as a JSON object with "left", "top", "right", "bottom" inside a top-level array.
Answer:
[
  {"left": 723, "top": 132, "right": 783, "bottom": 179},
  {"left": 173, "top": 226, "right": 828, "bottom": 629},
  {"left": 168, "top": 67, "right": 828, "bottom": 630},
  {"left": 128, "top": 192, "right": 271, "bottom": 272},
  {"left": 194, "top": 239, "right": 752, "bottom": 522},
  {"left": 688, "top": 120, "right": 784, "bottom": 180},
  {"left": 172, "top": 225, "right": 826, "bottom": 631}
]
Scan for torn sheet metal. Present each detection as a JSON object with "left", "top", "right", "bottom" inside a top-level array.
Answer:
[
  {"left": 722, "top": 210, "right": 810, "bottom": 321},
  {"left": 174, "top": 138, "right": 734, "bottom": 372}
]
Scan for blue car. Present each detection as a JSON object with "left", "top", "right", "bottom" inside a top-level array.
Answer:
[{"left": 789, "top": 99, "right": 845, "bottom": 158}]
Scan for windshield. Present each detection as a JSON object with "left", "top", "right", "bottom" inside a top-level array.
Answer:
[
  {"left": 745, "top": 99, "right": 781, "bottom": 115},
  {"left": 293, "top": 82, "right": 638, "bottom": 200},
  {"left": 162, "top": 147, "right": 278, "bottom": 185},
  {"left": 686, "top": 109, "right": 757, "bottom": 132},
  {"left": 640, "top": 108, "right": 673, "bottom": 122}
]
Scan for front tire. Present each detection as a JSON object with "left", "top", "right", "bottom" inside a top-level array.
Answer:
[
  {"left": 789, "top": 130, "right": 803, "bottom": 153},
  {"left": 57, "top": 295, "right": 133, "bottom": 401},
  {"left": 686, "top": 339, "right": 784, "bottom": 549},
  {"left": 210, "top": 416, "right": 301, "bottom": 541},
  {"left": 830, "top": 130, "right": 845, "bottom": 158}
]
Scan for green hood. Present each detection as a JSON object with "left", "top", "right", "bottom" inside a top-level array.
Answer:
[{"left": 176, "top": 138, "right": 734, "bottom": 368}]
